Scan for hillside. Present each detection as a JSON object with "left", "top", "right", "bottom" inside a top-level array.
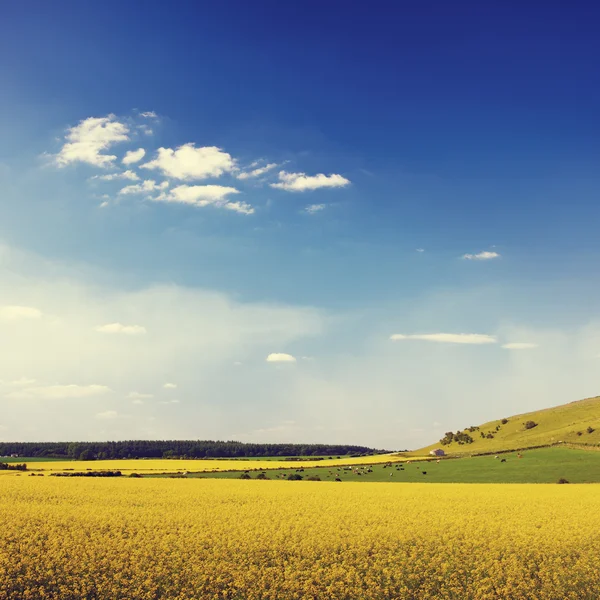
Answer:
[{"left": 412, "top": 395, "right": 600, "bottom": 456}]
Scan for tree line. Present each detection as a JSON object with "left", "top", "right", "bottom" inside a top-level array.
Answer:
[{"left": 0, "top": 440, "right": 385, "bottom": 461}]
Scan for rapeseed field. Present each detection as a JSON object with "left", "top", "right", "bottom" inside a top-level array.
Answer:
[
  {"left": 1, "top": 477, "right": 598, "bottom": 599},
  {"left": 21, "top": 453, "right": 408, "bottom": 474}
]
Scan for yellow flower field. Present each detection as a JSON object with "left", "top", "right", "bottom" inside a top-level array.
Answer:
[
  {"left": 1, "top": 478, "right": 598, "bottom": 599},
  {"left": 21, "top": 453, "right": 410, "bottom": 473}
]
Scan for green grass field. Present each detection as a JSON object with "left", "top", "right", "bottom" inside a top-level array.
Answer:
[
  {"left": 149, "top": 447, "right": 600, "bottom": 484},
  {"left": 413, "top": 395, "right": 600, "bottom": 456}
]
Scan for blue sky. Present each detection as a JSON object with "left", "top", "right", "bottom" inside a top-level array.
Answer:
[{"left": 1, "top": 2, "right": 599, "bottom": 448}]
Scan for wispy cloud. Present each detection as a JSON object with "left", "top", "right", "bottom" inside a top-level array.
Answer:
[
  {"left": 53, "top": 115, "right": 129, "bottom": 168},
  {"left": 127, "top": 391, "right": 154, "bottom": 400},
  {"left": 7, "top": 384, "right": 112, "bottom": 400},
  {"left": 90, "top": 170, "right": 139, "bottom": 181},
  {"left": 141, "top": 143, "right": 235, "bottom": 180},
  {"left": 153, "top": 185, "right": 253, "bottom": 214},
  {"left": 237, "top": 162, "right": 278, "bottom": 180},
  {"left": 118, "top": 180, "right": 169, "bottom": 195},
  {"left": 122, "top": 148, "right": 146, "bottom": 165},
  {"left": 95, "top": 323, "right": 147, "bottom": 335},
  {"left": 95, "top": 410, "right": 118, "bottom": 419},
  {"left": 390, "top": 333, "right": 497, "bottom": 345},
  {"left": 266, "top": 352, "right": 297, "bottom": 363},
  {"left": 502, "top": 342, "right": 538, "bottom": 350},
  {"left": 139, "top": 111, "right": 158, "bottom": 119},
  {"left": 304, "top": 204, "right": 326, "bottom": 214},
  {"left": 8, "top": 378, "right": 37, "bottom": 386},
  {"left": 0, "top": 305, "right": 42, "bottom": 320},
  {"left": 462, "top": 251, "right": 500, "bottom": 260},
  {"left": 271, "top": 171, "right": 350, "bottom": 192},
  {"left": 163, "top": 382, "right": 177, "bottom": 389}
]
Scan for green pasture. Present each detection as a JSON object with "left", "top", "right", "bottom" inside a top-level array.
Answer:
[{"left": 151, "top": 447, "right": 600, "bottom": 484}]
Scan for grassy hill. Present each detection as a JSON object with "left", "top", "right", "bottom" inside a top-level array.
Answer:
[{"left": 412, "top": 395, "right": 600, "bottom": 456}]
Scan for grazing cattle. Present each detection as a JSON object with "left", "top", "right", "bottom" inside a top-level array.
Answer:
[
  {"left": 335, "top": 477, "right": 341, "bottom": 482},
  {"left": 501, "top": 458, "right": 506, "bottom": 463},
  {"left": 422, "top": 471, "right": 427, "bottom": 475}
]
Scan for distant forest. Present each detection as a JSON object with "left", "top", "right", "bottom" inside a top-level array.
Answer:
[{"left": 0, "top": 440, "right": 385, "bottom": 461}]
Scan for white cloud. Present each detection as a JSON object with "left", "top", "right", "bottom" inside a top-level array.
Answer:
[
  {"left": 95, "top": 323, "right": 147, "bottom": 335},
  {"left": 122, "top": 148, "right": 146, "bottom": 165},
  {"left": 416, "top": 248, "right": 425, "bottom": 253},
  {"left": 127, "top": 391, "right": 154, "bottom": 400},
  {"left": 132, "top": 399, "right": 144, "bottom": 405},
  {"left": 99, "top": 201, "right": 110, "bottom": 209},
  {"left": 502, "top": 342, "right": 538, "bottom": 350},
  {"left": 90, "top": 170, "right": 140, "bottom": 181},
  {"left": 462, "top": 251, "right": 501, "bottom": 260},
  {"left": 271, "top": 171, "right": 350, "bottom": 192},
  {"left": 118, "top": 180, "right": 169, "bottom": 195},
  {"left": 390, "top": 333, "right": 497, "bottom": 345},
  {"left": 163, "top": 383, "right": 177, "bottom": 389},
  {"left": 7, "top": 384, "right": 111, "bottom": 400},
  {"left": 96, "top": 410, "right": 118, "bottom": 419},
  {"left": 266, "top": 353, "right": 297, "bottom": 363},
  {"left": 9, "top": 377, "right": 37, "bottom": 386},
  {"left": 140, "top": 111, "right": 157, "bottom": 119},
  {"left": 223, "top": 201, "right": 255, "bottom": 215},
  {"left": 159, "top": 399, "right": 180, "bottom": 405},
  {"left": 0, "top": 305, "right": 42, "bottom": 320},
  {"left": 237, "top": 163, "right": 278, "bottom": 180},
  {"left": 153, "top": 185, "right": 253, "bottom": 214},
  {"left": 141, "top": 144, "right": 235, "bottom": 180},
  {"left": 53, "top": 115, "right": 129, "bottom": 168},
  {"left": 304, "top": 204, "right": 326, "bottom": 214}
]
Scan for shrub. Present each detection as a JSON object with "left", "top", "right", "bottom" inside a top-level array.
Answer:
[
  {"left": 256, "top": 473, "right": 269, "bottom": 480},
  {"left": 523, "top": 421, "right": 538, "bottom": 430},
  {"left": 287, "top": 474, "right": 303, "bottom": 481},
  {"left": 587, "top": 426, "right": 595, "bottom": 434},
  {"left": 557, "top": 478, "right": 569, "bottom": 484},
  {"left": 577, "top": 431, "right": 583, "bottom": 437},
  {"left": 239, "top": 473, "right": 251, "bottom": 479},
  {"left": 501, "top": 418, "right": 509, "bottom": 425},
  {"left": 306, "top": 475, "right": 321, "bottom": 481},
  {"left": 440, "top": 431, "right": 474, "bottom": 445},
  {"left": 0, "top": 462, "right": 27, "bottom": 471}
]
